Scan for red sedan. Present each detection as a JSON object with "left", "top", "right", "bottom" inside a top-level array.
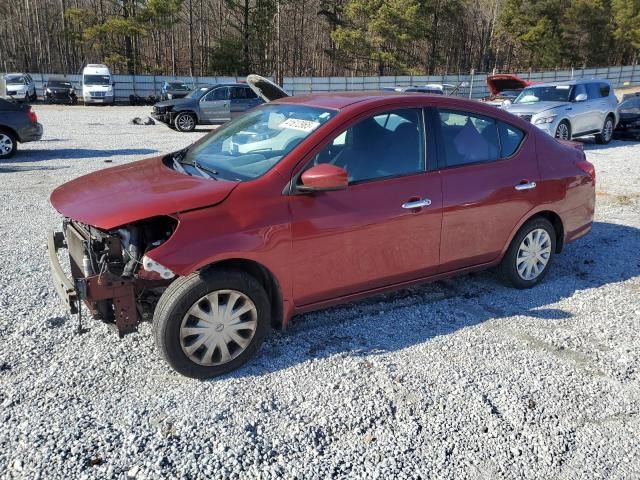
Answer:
[{"left": 49, "top": 81, "right": 595, "bottom": 378}]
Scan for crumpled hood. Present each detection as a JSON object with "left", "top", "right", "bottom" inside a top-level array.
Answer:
[
  {"left": 50, "top": 156, "right": 239, "bottom": 229},
  {"left": 504, "top": 101, "right": 568, "bottom": 116}
]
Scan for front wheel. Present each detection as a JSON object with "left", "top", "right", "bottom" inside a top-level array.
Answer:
[
  {"left": 153, "top": 269, "right": 270, "bottom": 379},
  {"left": 595, "top": 116, "right": 614, "bottom": 144},
  {"left": 174, "top": 112, "right": 196, "bottom": 132},
  {"left": 555, "top": 120, "right": 571, "bottom": 141},
  {"left": 497, "top": 218, "right": 556, "bottom": 289}
]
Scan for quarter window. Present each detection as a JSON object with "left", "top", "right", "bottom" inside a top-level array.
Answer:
[
  {"left": 599, "top": 83, "right": 610, "bottom": 97},
  {"left": 311, "top": 108, "right": 425, "bottom": 183}
]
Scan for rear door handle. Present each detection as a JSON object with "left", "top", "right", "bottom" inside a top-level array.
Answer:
[
  {"left": 402, "top": 198, "right": 431, "bottom": 209},
  {"left": 515, "top": 181, "right": 536, "bottom": 191}
]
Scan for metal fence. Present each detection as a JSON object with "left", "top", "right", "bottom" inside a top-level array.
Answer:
[{"left": 4, "top": 64, "right": 640, "bottom": 102}]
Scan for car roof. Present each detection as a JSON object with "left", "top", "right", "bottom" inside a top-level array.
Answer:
[
  {"left": 529, "top": 79, "right": 610, "bottom": 88},
  {"left": 272, "top": 91, "right": 461, "bottom": 110}
]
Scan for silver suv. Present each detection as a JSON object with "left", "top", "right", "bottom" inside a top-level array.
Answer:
[{"left": 503, "top": 79, "right": 618, "bottom": 144}]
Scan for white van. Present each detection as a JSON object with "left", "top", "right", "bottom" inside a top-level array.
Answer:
[{"left": 81, "top": 64, "right": 115, "bottom": 105}]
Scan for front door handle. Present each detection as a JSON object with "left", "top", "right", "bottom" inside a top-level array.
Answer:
[
  {"left": 402, "top": 198, "right": 432, "bottom": 209},
  {"left": 515, "top": 181, "right": 537, "bottom": 191}
]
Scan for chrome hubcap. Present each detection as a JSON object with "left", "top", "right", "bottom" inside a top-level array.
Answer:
[
  {"left": 177, "top": 115, "right": 194, "bottom": 130},
  {"left": 556, "top": 123, "right": 569, "bottom": 140},
  {"left": 0, "top": 134, "right": 13, "bottom": 155},
  {"left": 180, "top": 290, "right": 258, "bottom": 366},
  {"left": 516, "top": 228, "right": 552, "bottom": 281},
  {"left": 603, "top": 119, "right": 613, "bottom": 141}
]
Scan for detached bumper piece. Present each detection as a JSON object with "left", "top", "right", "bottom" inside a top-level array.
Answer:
[{"left": 47, "top": 227, "right": 139, "bottom": 336}]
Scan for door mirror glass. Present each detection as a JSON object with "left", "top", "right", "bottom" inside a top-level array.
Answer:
[
  {"left": 299, "top": 164, "right": 348, "bottom": 191},
  {"left": 575, "top": 93, "right": 587, "bottom": 102}
]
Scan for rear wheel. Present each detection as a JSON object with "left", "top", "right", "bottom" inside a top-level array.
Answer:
[
  {"left": 555, "top": 120, "right": 571, "bottom": 141},
  {"left": 0, "top": 129, "right": 17, "bottom": 159},
  {"left": 595, "top": 116, "right": 614, "bottom": 144},
  {"left": 498, "top": 218, "right": 556, "bottom": 289},
  {"left": 174, "top": 112, "right": 197, "bottom": 132},
  {"left": 153, "top": 269, "right": 270, "bottom": 379}
]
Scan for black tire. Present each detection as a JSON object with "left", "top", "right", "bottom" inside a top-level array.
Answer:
[
  {"left": 555, "top": 120, "right": 571, "bottom": 141},
  {"left": 595, "top": 115, "right": 615, "bottom": 145},
  {"left": 153, "top": 269, "right": 270, "bottom": 379},
  {"left": 0, "top": 129, "right": 18, "bottom": 159},
  {"left": 497, "top": 217, "right": 556, "bottom": 289},
  {"left": 174, "top": 112, "right": 197, "bottom": 132}
]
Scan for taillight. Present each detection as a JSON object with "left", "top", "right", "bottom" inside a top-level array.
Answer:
[
  {"left": 27, "top": 107, "right": 37, "bottom": 124},
  {"left": 576, "top": 159, "right": 595, "bottom": 183}
]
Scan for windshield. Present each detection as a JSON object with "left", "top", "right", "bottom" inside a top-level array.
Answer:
[
  {"left": 168, "top": 82, "right": 189, "bottom": 90},
  {"left": 5, "top": 75, "right": 25, "bottom": 84},
  {"left": 84, "top": 75, "right": 110, "bottom": 86},
  {"left": 185, "top": 87, "right": 210, "bottom": 100},
  {"left": 514, "top": 85, "right": 572, "bottom": 104},
  {"left": 48, "top": 80, "right": 72, "bottom": 88},
  {"left": 183, "top": 104, "right": 337, "bottom": 180}
]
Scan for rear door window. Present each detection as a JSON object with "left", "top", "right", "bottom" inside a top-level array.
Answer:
[
  {"left": 586, "top": 83, "right": 601, "bottom": 100},
  {"left": 497, "top": 122, "right": 525, "bottom": 157},
  {"left": 437, "top": 110, "right": 500, "bottom": 167}
]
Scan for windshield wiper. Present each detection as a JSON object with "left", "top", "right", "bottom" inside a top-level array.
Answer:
[{"left": 173, "top": 150, "right": 219, "bottom": 179}]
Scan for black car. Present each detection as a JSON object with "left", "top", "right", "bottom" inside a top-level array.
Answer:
[
  {"left": 44, "top": 78, "right": 78, "bottom": 105},
  {"left": 617, "top": 94, "right": 640, "bottom": 129},
  {"left": 0, "top": 98, "right": 43, "bottom": 158},
  {"left": 152, "top": 83, "right": 262, "bottom": 132}
]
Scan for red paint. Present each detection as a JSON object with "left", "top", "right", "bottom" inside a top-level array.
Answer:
[{"left": 51, "top": 93, "right": 595, "bottom": 327}]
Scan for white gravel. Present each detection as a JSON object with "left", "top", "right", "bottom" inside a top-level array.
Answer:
[{"left": 0, "top": 105, "right": 639, "bottom": 479}]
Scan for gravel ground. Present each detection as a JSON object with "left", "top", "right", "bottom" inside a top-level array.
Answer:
[{"left": 0, "top": 105, "right": 639, "bottom": 479}]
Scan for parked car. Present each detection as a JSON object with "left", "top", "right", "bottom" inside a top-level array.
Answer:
[
  {"left": 161, "top": 81, "right": 191, "bottom": 100},
  {"left": 503, "top": 79, "right": 618, "bottom": 144},
  {"left": 615, "top": 93, "right": 640, "bottom": 129},
  {"left": 151, "top": 83, "right": 263, "bottom": 132},
  {"left": 482, "top": 74, "right": 531, "bottom": 106},
  {"left": 81, "top": 64, "right": 115, "bottom": 105},
  {"left": 2, "top": 73, "right": 37, "bottom": 102},
  {"left": 48, "top": 75, "right": 595, "bottom": 379},
  {"left": 0, "top": 98, "right": 43, "bottom": 158},
  {"left": 44, "top": 77, "right": 78, "bottom": 105}
]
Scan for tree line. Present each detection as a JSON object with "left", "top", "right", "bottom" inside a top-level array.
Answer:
[{"left": 0, "top": 0, "right": 638, "bottom": 79}]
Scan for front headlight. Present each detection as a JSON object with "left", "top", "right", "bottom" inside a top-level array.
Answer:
[{"left": 534, "top": 115, "right": 557, "bottom": 125}]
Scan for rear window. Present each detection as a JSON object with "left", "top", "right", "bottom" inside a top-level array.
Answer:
[
  {"left": 586, "top": 82, "right": 603, "bottom": 99},
  {"left": 599, "top": 83, "right": 610, "bottom": 97}
]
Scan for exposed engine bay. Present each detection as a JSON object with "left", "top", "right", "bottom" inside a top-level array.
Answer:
[{"left": 56, "top": 216, "right": 178, "bottom": 336}]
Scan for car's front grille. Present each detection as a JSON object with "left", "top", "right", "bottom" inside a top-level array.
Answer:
[
  {"left": 154, "top": 106, "right": 166, "bottom": 114},
  {"left": 518, "top": 114, "right": 533, "bottom": 122},
  {"left": 90, "top": 91, "right": 106, "bottom": 97}
]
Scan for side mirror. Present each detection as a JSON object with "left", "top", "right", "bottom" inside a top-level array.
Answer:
[
  {"left": 298, "top": 164, "right": 348, "bottom": 192},
  {"left": 575, "top": 93, "right": 587, "bottom": 102},
  {"left": 502, "top": 99, "right": 512, "bottom": 107}
]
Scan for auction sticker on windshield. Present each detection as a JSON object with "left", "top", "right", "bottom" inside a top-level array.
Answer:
[{"left": 279, "top": 118, "right": 321, "bottom": 132}]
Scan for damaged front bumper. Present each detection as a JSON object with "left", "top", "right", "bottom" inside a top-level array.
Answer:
[{"left": 47, "top": 225, "right": 139, "bottom": 336}]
